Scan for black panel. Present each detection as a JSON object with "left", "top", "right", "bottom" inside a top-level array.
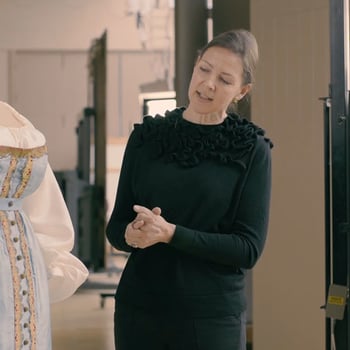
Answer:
[
  {"left": 212, "top": 0, "right": 250, "bottom": 35},
  {"left": 175, "top": 0, "right": 207, "bottom": 106}
]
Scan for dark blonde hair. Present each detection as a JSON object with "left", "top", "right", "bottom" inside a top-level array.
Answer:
[{"left": 198, "top": 29, "right": 259, "bottom": 86}]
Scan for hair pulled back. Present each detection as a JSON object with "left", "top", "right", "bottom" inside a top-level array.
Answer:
[{"left": 198, "top": 29, "right": 259, "bottom": 86}]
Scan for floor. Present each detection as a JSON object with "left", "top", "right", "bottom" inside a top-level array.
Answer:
[
  {"left": 51, "top": 253, "right": 127, "bottom": 350},
  {"left": 51, "top": 289, "right": 116, "bottom": 350}
]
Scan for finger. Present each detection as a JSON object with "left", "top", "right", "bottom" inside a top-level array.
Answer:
[
  {"left": 152, "top": 207, "right": 162, "bottom": 216},
  {"left": 133, "top": 204, "right": 153, "bottom": 216},
  {"left": 132, "top": 220, "right": 144, "bottom": 229},
  {"left": 125, "top": 223, "right": 140, "bottom": 241},
  {"left": 134, "top": 213, "right": 151, "bottom": 223}
]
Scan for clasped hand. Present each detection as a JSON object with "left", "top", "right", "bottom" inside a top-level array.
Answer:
[{"left": 125, "top": 205, "right": 175, "bottom": 249}]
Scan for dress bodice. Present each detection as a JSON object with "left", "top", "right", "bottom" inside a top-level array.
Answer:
[
  {"left": 0, "top": 103, "right": 48, "bottom": 199},
  {"left": 0, "top": 145, "right": 48, "bottom": 199}
]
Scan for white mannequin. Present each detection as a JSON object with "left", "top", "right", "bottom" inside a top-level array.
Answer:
[
  {"left": 0, "top": 101, "right": 24, "bottom": 128},
  {"left": 0, "top": 100, "right": 89, "bottom": 304},
  {"left": 0, "top": 100, "right": 88, "bottom": 350}
]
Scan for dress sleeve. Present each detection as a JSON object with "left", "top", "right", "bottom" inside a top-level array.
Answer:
[
  {"left": 22, "top": 164, "right": 89, "bottom": 304},
  {"left": 169, "top": 136, "right": 272, "bottom": 269},
  {"left": 106, "top": 130, "right": 139, "bottom": 253}
]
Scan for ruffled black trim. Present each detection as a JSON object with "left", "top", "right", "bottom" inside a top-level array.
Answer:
[{"left": 134, "top": 107, "right": 272, "bottom": 168}]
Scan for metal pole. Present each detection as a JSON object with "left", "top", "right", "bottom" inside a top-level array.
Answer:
[
  {"left": 328, "top": 0, "right": 350, "bottom": 348},
  {"left": 322, "top": 95, "right": 332, "bottom": 350}
]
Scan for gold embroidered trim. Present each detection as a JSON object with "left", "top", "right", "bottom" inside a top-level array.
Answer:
[
  {"left": 0, "top": 145, "right": 47, "bottom": 158},
  {"left": 1, "top": 157, "right": 17, "bottom": 198},
  {"left": 0, "top": 212, "right": 22, "bottom": 350},
  {"left": 14, "top": 157, "right": 34, "bottom": 199},
  {"left": 17, "top": 211, "right": 37, "bottom": 349}
]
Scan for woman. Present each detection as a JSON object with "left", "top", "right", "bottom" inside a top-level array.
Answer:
[
  {"left": 0, "top": 101, "right": 88, "bottom": 349},
  {"left": 106, "top": 29, "right": 272, "bottom": 350}
]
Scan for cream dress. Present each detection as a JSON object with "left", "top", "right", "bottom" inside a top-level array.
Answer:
[{"left": 0, "top": 102, "right": 88, "bottom": 350}]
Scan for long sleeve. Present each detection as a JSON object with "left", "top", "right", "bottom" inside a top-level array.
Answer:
[
  {"left": 169, "top": 136, "right": 272, "bottom": 268},
  {"left": 22, "top": 164, "right": 89, "bottom": 303},
  {"left": 106, "top": 130, "right": 138, "bottom": 252}
]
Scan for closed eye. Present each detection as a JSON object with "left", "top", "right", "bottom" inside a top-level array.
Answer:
[
  {"left": 199, "top": 66, "right": 210, "bottom": 73},
  {"left": 220, "top": 77, "right": 231, "bottom": 85}
]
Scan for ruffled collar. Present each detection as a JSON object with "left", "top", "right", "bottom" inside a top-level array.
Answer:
[{"left": 135, "top": 107, "right": 272, "bottom": 168}]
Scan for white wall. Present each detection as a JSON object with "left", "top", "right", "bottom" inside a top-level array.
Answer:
[
  {"left": 0, "top": 0, "right": 142, "bottom": 50},
  {"left": 0, "top": 0, "right": 174, "bottom": 170},
  {"left": 251, "top": 0, "right": 329, "bottom": 349}
]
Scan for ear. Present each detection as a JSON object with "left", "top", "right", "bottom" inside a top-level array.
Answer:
[{"left": 237, "top": 83, "right": 252, "bottom": 101}]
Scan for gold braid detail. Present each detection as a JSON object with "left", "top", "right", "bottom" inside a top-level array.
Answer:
[
  {"left": 0, "top": 145, "right": 47, "bottom": 158},
  {"left": 1, "top": 157, "right": 17, "bottom": 197},
  {"left": 0, "top": 211, "right": 22, "bottom": 350},
  {"left": 17, "top": 211, "right": 37, "bottom": 349}
]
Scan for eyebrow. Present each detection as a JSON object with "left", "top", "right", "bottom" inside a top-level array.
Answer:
[{"left": 201, "top": 59, "right": 234, "bottom": 78}]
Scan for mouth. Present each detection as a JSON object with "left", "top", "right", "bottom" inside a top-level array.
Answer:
[{"left": 196, "top": 91, "right": 213, "bottom": 101}]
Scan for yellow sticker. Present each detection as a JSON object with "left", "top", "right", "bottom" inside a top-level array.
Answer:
[{"left": 328, "top": 296, "right": 345, "bottom": 305}]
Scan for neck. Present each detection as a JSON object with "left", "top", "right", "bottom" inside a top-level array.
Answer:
[{"left": 183, "top": 109, "right": 225, "bottom": 125}]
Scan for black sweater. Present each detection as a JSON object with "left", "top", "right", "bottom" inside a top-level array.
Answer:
[{"left": 106, "top": 107, "right": 272, "bottom": 318}]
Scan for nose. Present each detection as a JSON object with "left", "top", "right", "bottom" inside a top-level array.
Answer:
[{"left": 204, "top": 75, "right": 216, "bottom": 91}]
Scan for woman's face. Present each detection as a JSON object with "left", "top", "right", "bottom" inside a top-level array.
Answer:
[{"left": 187, "top": 46, "right": 251, "bottom": 118}]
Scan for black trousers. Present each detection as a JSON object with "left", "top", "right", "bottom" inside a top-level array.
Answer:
[{"left": 114, "top": 302, "right": 247, "bottom": 350}]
